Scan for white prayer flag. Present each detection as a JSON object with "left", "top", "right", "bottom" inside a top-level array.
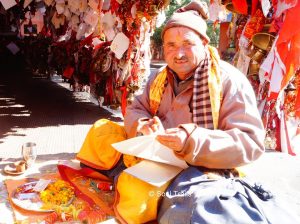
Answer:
[
  {"left": 0, "top": 0, "right": 17, "bottom": 10},
  {"left": 110, "top": 32, "right": 129, "bottom": 59},
  {"left": 6, "top": 42, "right": 20, "bottom": 55}
]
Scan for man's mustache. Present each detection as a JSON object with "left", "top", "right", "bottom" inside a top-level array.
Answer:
[{"left": 174, "top": 56, "right": 188, "bottom": 61}]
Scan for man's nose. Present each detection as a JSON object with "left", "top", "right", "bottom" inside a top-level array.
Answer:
[{"left": 175, "top": 47, "right": 185, "bottom": 57}]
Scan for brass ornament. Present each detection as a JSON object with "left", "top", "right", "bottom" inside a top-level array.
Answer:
[
  {"left": 252, "top": 32, "right": 275, "bottom": 51},
  {"left": 248, "top": 47, "right": 267, "bottom": 63},
  {"left": 248, "top": 60, "right": 260, "bottom": 76},
  {"left": 126, "top": 92, "right": 135, "bottom": 105},
  {"left": 225, "top": 3, "right": 242, "bottom": 14},
  {"left": 162, "top": 0, "right": 170, "bottom": 8}
]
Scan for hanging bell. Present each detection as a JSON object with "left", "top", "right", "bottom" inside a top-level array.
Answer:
[
  {"left": 162, "top": 0, "right": 170, "bottom": 7},
  {"left": 248, "top": 47, "right": 266, "bottom": 63},
  {"left": 126, "top": 92, "right": 135, "bottom": 105},
  {"left": 248, "top": 60, "right": 260, "bottom": 76},
  {"left": 252, "top": 32, "right": 275, "bottom": 51},
  {"left": 225, "top": 3, "right": 241, "bottom": 14}
]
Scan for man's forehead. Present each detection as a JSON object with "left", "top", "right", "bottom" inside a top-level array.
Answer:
[{"left": 164, "top": 26, "right": 201, "bottom": 42}]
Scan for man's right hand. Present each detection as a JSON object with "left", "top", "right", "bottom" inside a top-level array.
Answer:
[{"left": 136, "top": 116, "right": 164, "bottom": 136}]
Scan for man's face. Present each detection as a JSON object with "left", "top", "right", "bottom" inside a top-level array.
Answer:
[{"left": 163, "top": 27, "right": 206, "bottom": 80}]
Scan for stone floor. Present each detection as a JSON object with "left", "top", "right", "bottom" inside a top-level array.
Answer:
[
  {"left": 0, "top": 70, "right": 123, "bottom": 160},
  {"left": 0, "top": 68, "right": 300, "bottom": 222}
]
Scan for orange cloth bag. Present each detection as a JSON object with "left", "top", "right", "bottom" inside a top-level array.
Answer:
[
  {"left": 76, "top": 119, "right": 126, "bottom": 170},
  {"left": 114, "top": 171, "right": 171, "bottom": 224}
]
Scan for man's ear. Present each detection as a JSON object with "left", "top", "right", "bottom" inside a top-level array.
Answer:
[
  {"left": 202, "top": 39, "right": 209, "bottom": 46},
  {"left": 202, "top": 40, "right": 208, "bottom": 48}
]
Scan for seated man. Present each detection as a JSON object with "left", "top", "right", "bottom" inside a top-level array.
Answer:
[
  {"left": 124, "top": 2, "right": 264, "bottom": 169},
  {"left": 77, "top": 1, "right": 265, "bottom": 223}
]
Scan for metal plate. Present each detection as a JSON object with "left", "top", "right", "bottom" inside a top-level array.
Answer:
[{"left": 11, "top": 181, "right": 53, "bottom": 213}]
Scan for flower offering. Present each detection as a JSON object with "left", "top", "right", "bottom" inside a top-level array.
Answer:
[{"left": 40, "top": 180, "right": 75, "bottom": 207}]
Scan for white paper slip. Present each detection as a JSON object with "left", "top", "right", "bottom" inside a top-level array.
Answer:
[
  {"left": 33, "top": 179, "right": 52, "bottom": 192},
  {"left": 6, "top": 42, "right": 20, "bottom": 55},
  {"left": 110, "top": 32, "right": 129, "bottom": 59},
  {"left": 0, "top": 0, "right": 17, "bottom": 10},
  {"left": 112, "top": 135, "right": 188, "bottom": 169},
  {"left": 124, "top": 160, "right": 183, "bottom": 187}
]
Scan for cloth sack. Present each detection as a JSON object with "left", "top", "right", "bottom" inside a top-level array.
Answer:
[
  {"left": 158, "top": 167, "right": 299, "bottom": 224},
  {"left": 114, "top": 171, "right": 170, "bottom": 224}
]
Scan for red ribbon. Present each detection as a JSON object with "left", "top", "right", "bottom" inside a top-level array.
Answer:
[
  {"left": 63, "top": 65, "right": 74, "bottom": 79},
  {"left": 232, "top": 0, "right": 248, "bottom": 15},
  {"left": 110, "top": 0, "right": 120, "bottom": 14},
  {"left": 120, "top": 86, "right": 128, "bottom": 116},
  {"left": 79, "top": 33, "right": 94, "bottom": 48}
]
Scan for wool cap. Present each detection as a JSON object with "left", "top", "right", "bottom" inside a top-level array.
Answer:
[{"left": 162, "top": 0, "right": 210, "bottom": 43}]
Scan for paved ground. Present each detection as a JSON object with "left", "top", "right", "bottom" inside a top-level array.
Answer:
[
  {"left": 0, "top": 69, "right": 123, "bottom": 160},
  {"left": 0, "top": 64, "right": 300, "bottom": 221}
]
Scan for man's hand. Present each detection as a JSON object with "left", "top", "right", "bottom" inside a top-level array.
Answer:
[
  {"left": 136, "top": 116, "right": 164, "bottom": 136},
  {"left": 156, "top": 128, "right": 188, "bottom": 152}
]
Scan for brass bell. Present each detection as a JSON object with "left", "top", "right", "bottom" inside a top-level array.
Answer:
[
  {"left": 248, "top": 47, "right": 267, "bottom": 63},
  {"left": 252, "top": 32, "right": 275, "bottom": 51},
  {"left": 248, "top": 60, "right": 260, "bottom": 76},
  {"left": 127, "top": 93, "right": 135, "bottom": 105},
  {"left": 225, "top": 3, "right": 241, "bottom": 14},
  {"left": 162, "top": 0, "right": 170, "bottom": 7}
]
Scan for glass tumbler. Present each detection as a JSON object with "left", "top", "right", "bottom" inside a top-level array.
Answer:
[{"left": 22, "top": 142, "right": 37, "bottom": 167}]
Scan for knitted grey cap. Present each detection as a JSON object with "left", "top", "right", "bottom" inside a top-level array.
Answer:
[{"left": 162, "top": 0, "right": 210, "bottom": 42}]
